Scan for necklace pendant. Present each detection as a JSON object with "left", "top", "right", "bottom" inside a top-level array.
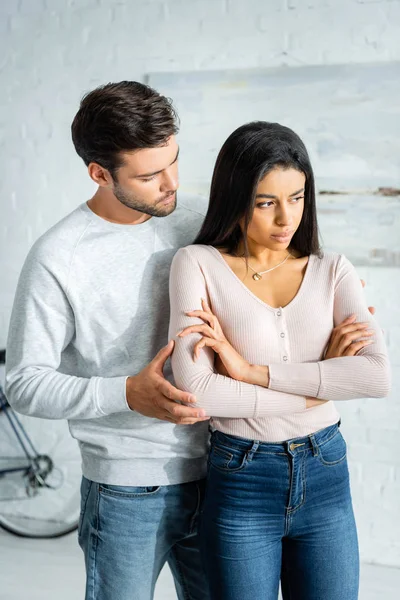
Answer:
[{"left": 252, "top": 273, "right": 262, "bottom": 281}]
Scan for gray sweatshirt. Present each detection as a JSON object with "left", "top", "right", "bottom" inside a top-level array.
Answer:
[{"left": 5, "top": 200, "right": 210, "bottom": 486}]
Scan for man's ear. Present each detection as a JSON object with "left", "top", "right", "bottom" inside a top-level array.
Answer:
[{"left": 88, "top": 162, "right": 113, "bottom": 187}]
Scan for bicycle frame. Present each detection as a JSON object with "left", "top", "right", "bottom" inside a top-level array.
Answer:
[
  {"left": 0, "top": 384, "right": 40, "bottom": 477},
  {"left": 0, "top": 350, "right": 79, "bottom": 537}
]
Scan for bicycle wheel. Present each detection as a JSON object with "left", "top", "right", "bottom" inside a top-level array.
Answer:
[{"left": 0, "top": 415, "right": 81, "bottom": 538}]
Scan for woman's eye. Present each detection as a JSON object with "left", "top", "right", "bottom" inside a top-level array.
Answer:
[
  {"left": 292, "top": 196, "right": 304, "bottom": 203},
  {"left": 258, "top": 201, "right": 274, "bottom": 208}
]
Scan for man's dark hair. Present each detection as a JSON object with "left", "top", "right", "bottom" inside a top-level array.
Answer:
[
  {"left": 194, "top": 121, "right": 321, "bottom": 259},
  {"left": 71, "top": 81, "right": 179, "bottom": 178}
]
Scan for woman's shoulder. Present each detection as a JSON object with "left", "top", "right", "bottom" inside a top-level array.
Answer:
[
  {"left": 172, "top": 244, "right": 218, "bottom": 268},
  {"left": 174, "top": 244, "right": 216, "bottom": 260},
  {"left": 312, "top": 251, "right": 356, "bottom": 281}
]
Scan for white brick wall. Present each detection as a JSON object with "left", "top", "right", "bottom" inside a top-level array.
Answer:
[{"left": 1, "top": 0, "right": 399, "bottom": 566}]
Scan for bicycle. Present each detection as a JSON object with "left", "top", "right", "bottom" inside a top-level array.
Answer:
[{"left": 0, "top": 349, "right": 81, "bottom": 538}]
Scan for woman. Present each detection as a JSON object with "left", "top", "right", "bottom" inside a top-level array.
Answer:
[{"left": 168, "top": 121, "right": 390, "bottom": 600}]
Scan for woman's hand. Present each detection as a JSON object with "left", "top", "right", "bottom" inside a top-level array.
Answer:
[
  {"left": 177, "top": 298, "right": 251, "bottom": 382},
  {"left": 324, "top": 315, "right": 374, "bottom": 360},
  {"left": 360, "top": 279, "right": 375, "bottom": 316}
]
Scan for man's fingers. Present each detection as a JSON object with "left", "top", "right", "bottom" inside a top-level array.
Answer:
[
  {"left": 164, "top": 414, "right": 210, "bottom": 425},
  {"left": 158, "top": 380, "right": 198, "bottom": 406},
  {"left": 152, "top": 340, "right": 175, "bottom": 367},
  {"left": 159, "top": 395, "right": 206, "bottom": 419}
]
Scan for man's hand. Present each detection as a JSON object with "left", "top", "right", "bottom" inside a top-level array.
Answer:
[{"left": 126, "top": 340, "right": 209, "bottom": 425}]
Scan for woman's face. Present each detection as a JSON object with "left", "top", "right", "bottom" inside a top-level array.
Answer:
[{"left": 246, "top": 167, "right": 306, "bottom": 251}]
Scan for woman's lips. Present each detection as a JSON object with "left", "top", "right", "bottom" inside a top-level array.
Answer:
[{"left": 270, "top": 231, "right": 293, "bottom": 243}]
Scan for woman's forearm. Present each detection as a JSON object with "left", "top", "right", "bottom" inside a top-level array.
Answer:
[{"left": 245, "top": 355, "right": 390, "bottom": 401}]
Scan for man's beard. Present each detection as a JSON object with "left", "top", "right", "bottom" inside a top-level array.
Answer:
[{"left": 113, "top": 183, "right": 177, "bottom": 217}]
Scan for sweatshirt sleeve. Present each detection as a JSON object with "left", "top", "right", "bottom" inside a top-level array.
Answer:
[
  {"left": 169, "top": 247, "right": 307, "bottom": 418},
  {"left": 5, "top": 247, "right": 130, "bottom": 420},
  {"left": 268, "top": 254, "right": 391, "bottom": 401}
]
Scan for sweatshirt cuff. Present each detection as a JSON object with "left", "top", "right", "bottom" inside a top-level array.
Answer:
[
  {"left": 97, "top": 376, "right": 130, "bottom": 416},
  {"left": 268, "top": 362, "right": 321, "bottom": 398}
]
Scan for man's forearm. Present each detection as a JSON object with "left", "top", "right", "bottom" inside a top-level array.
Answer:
[{"left": 6, "top": 365, "right": 129, "bottom": 420}]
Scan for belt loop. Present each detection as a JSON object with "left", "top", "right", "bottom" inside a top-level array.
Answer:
[
  {"left": 246, "top": 441, "right": 259, "bottom": 462},
  {"left": 309, "top": 434, "right": 319, "bottom": 457}
]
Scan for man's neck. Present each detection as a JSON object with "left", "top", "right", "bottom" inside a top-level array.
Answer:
[{"left": 87, "top": 190, "right": 152, "bottom": 225}]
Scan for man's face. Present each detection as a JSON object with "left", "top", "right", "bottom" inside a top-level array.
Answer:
[{"left": 111, "top": 136, "right": 179, "bottom": 217}]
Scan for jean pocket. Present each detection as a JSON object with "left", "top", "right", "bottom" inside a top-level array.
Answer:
[
  {"left": 208, "top": 443, "right": 248, "bottom": 473},
  {"left": 317, "top": 431, "right": 347, "bottom": 466},
  {"left": 99, "top": 484, "right": 161, "bottom": 498}
]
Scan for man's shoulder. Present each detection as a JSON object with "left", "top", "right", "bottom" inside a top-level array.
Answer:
[
  {"left": 172, "top": 195, "right": 207, "bottom": 224},
  {"left": 176, "top": 195, "right": 207, "bottom": 216},
  {"left": 27, "top": 204, "right": 90, "bottom": 267},
  {"left": 161, "top": 195, "right": 207, "bottom": 248}
]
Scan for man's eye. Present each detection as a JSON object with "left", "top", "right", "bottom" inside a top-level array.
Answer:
[{"left": 140, "top": 176, "right": 155, "bottom": 183}]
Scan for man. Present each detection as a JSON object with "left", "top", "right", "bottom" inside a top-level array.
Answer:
[
  {"left": 6, "top": 81, "right": 375, "bottom": 600},
  {"left": 6, "top": 81, "right": 210, "bottom": 600}
]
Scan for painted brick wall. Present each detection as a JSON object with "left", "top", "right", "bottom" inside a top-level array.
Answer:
[{"left": 1, "top": 0, "right": 399, "bottom": 566}]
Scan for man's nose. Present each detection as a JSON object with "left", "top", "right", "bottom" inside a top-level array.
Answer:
[{"left": 160, "top": 168, "right": 178, "bottom": 192}]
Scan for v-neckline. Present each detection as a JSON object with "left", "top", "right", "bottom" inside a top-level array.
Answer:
[{"left": 206, "top": 245, "right": 314, "bottom": 313}]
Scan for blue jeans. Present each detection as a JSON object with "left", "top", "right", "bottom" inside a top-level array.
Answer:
[
  {"left": 200, "top": 423, "right": 359, "bottom": 600},
  {"left": 78, "top": 476, "right": 210, "bottom": 600}
]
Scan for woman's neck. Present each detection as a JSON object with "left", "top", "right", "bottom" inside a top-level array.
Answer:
[{"left": 235, "top": 242, "right": 294, "bottom": 268}]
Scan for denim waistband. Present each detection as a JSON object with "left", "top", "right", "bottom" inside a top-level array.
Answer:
[{"left": 211, "top": 421, "right": 341, "bottom": 457}]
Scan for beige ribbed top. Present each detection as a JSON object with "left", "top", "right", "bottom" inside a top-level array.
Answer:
[{"left": 168, "top": 245, "right": 391, "bottom": 442}]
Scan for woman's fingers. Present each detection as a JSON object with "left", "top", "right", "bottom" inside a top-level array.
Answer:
[
  {"left": 185, "top": 310, "right": 214, "bottom": 327},
  {"left": 337, "top": 330, "right": 374, "bottom": 354},
  {"left": 333, "top": 322, "right": 370, "bottom": 336},
  {"left": 193, "top": 336, "right": 218, "bottom": 360},
  {"left": 339, "top": 314, "right": 357, "bottom": 324},
  {"left": 201, "top": 298, "right": 212, "bottom": 313},
  {"left": 344, "top": 340, "right": 374, "bottom": 356},
  {"left": 178, "top": 324, "right": 216, "bottom": 338}
]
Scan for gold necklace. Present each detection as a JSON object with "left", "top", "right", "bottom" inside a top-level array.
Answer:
[{"left": 235, "top": 252, "right": 291, "bottom": 281}]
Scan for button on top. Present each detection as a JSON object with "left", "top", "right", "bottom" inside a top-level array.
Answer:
[
  {"left": 283, "top": 356, "right": 288, "bottom": 361},
  {"left": 277, "top": 311, "right": 282, "bottom": 317},
  {"left": 280, "top": 332, "right": 285, "bottom": 338}
]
